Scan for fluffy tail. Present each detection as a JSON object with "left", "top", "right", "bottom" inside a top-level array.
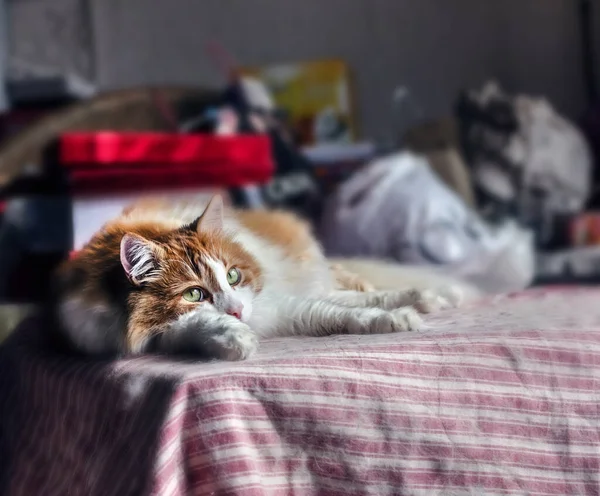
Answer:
[{"left": 329, "top": 257, "right": 484, "bottom": 300}]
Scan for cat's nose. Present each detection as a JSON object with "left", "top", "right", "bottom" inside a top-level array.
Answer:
[{"left": 226, "top": 304, "right": 244, "bottom": 320}]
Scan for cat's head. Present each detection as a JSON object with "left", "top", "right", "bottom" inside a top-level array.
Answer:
[
  {"left": 56, "top": 196, "right": 263, "bottom": 356},
  {"left": 121, "top": 196, "right": 263, "bottom": 352}
]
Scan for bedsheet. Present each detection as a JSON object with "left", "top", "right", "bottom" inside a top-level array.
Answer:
[{"left": 2, "top": 287, "right": 600, "bottom": 495}]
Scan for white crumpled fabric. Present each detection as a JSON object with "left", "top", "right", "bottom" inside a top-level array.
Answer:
[{"left": 320, "top": 152, "right": 535, "bottom": 293}]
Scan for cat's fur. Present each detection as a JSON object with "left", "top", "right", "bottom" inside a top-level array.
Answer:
[
  {"left": 53, "top": 195, "right": 462, "bottom": 360},
  {"left": 329, "top": 258, "right": 483, "bottom": 300}
]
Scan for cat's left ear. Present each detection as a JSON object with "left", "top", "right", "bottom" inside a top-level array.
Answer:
[
  {"left": 195, "top": 195, "right": 224, "bottom": 234},
  {"left": 120, "top": 234, "right": 163, "bottom": 285}
]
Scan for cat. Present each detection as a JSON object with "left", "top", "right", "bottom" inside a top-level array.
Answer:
[
  {"left": 328, "top": 257, "right": 483, "bottom": 300},
  {"left": 53, "top": 195, "right": 463, "bottom": 360}
]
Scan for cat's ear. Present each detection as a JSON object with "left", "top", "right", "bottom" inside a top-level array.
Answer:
[
  {"left": 195, "top": 195, "right": 224, "bottom": 234},
  {"left": 120, "top": 234, "right": 162, "bottom": 285}
]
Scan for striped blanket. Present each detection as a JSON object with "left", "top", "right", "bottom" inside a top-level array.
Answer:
[{"left": 1, "top": 287, "right": 600, "bottom": 495}]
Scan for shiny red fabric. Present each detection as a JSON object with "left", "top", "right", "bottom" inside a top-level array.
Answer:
[{"left": 60, "top": 132, "right": 275, "bottom": 194}]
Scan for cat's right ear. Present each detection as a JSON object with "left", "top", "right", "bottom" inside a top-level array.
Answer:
[
  {"left": 195, "top": 195, "right": 224, "bottom": 234},
  {"left": 120, "top": 234, "right": 162, "bottom": 285}
]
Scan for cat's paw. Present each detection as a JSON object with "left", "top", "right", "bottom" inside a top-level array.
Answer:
[
  {"left": 413, "top": 286, "right": 463, "bottom": 314},
  {"left": 350, "top": 278, "right": 376, "bottom": 293},
  {"left": 210, "top": 321, "right": 258, "bottom": 361},
  {"left": 390, "top": 307, "right": 424, "bottom": 331},
  {"left": 348, "top": 308, "right": 422, "bottom": 334},
  {"left": 331, "top": 264, "right": 375, "bottom": 293}
]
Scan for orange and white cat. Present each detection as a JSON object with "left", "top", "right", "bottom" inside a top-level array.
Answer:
[{"left": 54, "top": 196, "right": 462, "bottom": 360}]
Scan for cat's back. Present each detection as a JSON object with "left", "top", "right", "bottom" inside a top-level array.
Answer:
[
  {"left": 234, "top": 209, "right": 322, "bottom": 264},
  {"left": 231, "top": 208, "right": 333, "bottom": 297},
  {"left": 122, "top": 196, "right": 325, "bottom": 264}
]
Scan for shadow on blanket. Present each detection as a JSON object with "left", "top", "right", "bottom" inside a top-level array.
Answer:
[{"left": 0, "top": 313, "right": 177, "bottom": 496}]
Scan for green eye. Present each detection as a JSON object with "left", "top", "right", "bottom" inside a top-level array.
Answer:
[
  {"left": 182, "top": 287, "right": 205, "bottom": 302},
  {"left": 227, "top": 267, "right": 241, "bottom": 286}
]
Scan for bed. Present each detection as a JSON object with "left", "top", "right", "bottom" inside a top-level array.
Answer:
[{"left": 1, "top": 287, "right": 600, "bottom": 495}]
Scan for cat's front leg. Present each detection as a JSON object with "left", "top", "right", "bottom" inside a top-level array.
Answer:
[
  {"left": 270, "top": 298, "right": 423, "bottom": 337},
  {"left": 324, "top": 286, "right": 462, "bottom": 313},
  {"left": 158, "top": 310, "right": 258, "bottom": 361},
  {"left": 346, "top": 307, "right": 423, "bottom": 334},
  {"left": 330, "top": 263, "right": 375, "bottom": 292}
]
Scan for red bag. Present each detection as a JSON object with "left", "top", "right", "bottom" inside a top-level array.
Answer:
[{"left": 60, "top": 132, "right": 275, "bottom": 194}]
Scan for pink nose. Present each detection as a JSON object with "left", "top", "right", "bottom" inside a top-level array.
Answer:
[{"left": 226, "top": 304, "right": 244, "bottom": 320}]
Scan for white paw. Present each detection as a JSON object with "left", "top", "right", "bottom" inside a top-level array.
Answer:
[
  {"left": 211, "top": 322, "right": 258, "bottom": 361},
  {"left": 348, "top": 308, "right": 423, "bottom": 334},
  {"left": 413, "top": 286, "right": 463, "bottom": 314},
  {"left": 390, "top": 307, "right": 423, "bottom": 331}
]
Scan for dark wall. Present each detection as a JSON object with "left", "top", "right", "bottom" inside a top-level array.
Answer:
[
  {"left": 92, "top": 0, "right": 506, "bottom": 140},
  {"left": 12, "top": 0, "right": 585, "bottom": 141},
  {"left": 497, "top": 1, "right": 587, "bottom": 119}
]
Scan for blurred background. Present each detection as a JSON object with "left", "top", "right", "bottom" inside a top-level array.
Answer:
[{"left": 0, "top": 0, "right": 599, "bottom": 331}]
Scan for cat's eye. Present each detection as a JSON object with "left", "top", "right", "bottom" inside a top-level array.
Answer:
[
  {"left": 227, "top": 267, "right": 241, "bottom": 286},
  {"left": 182, "top": 287, "right": 206, "bottom": 302}
]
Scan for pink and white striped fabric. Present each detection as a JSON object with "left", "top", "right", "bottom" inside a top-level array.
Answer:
[{"left": 2, "top": 287, "right": 600, "bottom": 495}]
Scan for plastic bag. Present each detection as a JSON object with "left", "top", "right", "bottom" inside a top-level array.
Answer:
[{"left": 320, "top": 152, "right": 535, "bottom": 293}]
